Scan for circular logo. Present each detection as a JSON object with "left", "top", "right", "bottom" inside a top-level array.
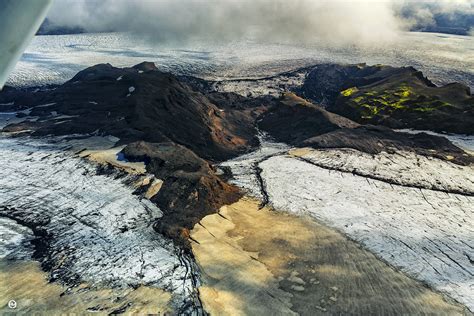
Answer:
[{"left": 8, "top": 300, "right": 17, "bottom": 309}]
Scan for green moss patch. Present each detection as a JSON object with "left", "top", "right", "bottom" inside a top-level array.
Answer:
[
  {"left": 341, "top": 87, "right": 359, "bottom": 97},
  {"left": 345, "top": 83, "right": 452, "bottom": 119}
]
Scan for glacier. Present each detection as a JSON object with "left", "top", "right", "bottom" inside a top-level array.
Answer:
[{"left": 222, "top": 141, "right": 474, "bottom": 311}]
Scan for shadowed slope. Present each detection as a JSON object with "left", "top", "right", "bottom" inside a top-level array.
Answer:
[{"left": 297, "top": 64, "right": 473, "bottom": 134}]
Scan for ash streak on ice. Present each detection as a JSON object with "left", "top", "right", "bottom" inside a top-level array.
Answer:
[
  {"left": 223, "top": 142, "right": 474, "bottom": 311},
  {"left": 0, "top": 135, "right": 198, "bottom": 311}
]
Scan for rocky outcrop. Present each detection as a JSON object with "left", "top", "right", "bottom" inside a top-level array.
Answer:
[
  {"left": 121, "top": 141, "right": 242, "bottom": 250},
  {"left": 259, "top": 93, "right": 473, "bottom": 165},
  {"left": 296, "top": 63, "right": 474, "bottom": 135},
  {"left": 0, "top": 63, "right": 265, "bottom": 253},
  {"left": 296, "top": 63, "right": 424, "bottom": 106},
  {"left": 303, "top": 126, "right": 473, "bottom": 165},
  {"left": 258, "top": 92, "right": 358, "bottom": 144},
  {"left": 2, "top": 62, "right": 472, "bottom": 251},
  {"left": 1, "top": 63, "right": 259, "bottom": 161}
]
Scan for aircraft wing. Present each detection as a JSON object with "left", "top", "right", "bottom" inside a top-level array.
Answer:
[{"left": 0, "top": 0, "right": 52, "bottom": 89}]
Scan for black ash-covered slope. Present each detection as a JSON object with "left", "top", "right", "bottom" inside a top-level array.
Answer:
[
  {"left": 258, "top": 92, "right": 358, "bottom": 144},
  {"left": 122, "top": 141, "right": 242, "bottom": 249},
  {"left": 1, "top": 62, "right": 259, "bottom": 161},
  {"left": 259, "top": 93, "right": 473, "bottom": 165},
  {"left": 2, "top": 62, "right": 472, "bottom": 167},
  {"left": 296, "top": 63, "right": 474, "bottom": 134}
]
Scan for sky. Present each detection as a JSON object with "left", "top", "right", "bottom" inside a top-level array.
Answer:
[{"left": 45, "top": 0, "right": 474, "bottom": 45}]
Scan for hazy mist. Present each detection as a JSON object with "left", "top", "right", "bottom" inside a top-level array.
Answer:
[{"left": 45, "top": 0, "right": 473, "bottom": 46}]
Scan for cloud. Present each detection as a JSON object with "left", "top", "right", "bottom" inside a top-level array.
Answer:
[
  {"left": 397, "top": 0, "right": 474, "bottom": 31},
  {"left": 45, "top": 0, "right": 473, "bottom": 46}
]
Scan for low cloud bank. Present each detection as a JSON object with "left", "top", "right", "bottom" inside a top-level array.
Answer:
[{"left": 45, "top": 0, "right": 473, "bottom": 45}]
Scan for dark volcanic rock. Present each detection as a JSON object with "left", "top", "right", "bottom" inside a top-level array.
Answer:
[
  {"left": 122, "top": 141, "right": 242, "bottom": 249},
  {"left": 258, "top": 93, "right": 358, "bottom": 144},
  {"left": 68, "top": 63, "right": 133, "bottom": 82},
  {"left": 296, "top": 63, "right": 422, "bottom": 106},
  {"left": 0, "top": 86, "right": 48, "bottom": 111},
  {"left": 304, "top": 125, "right": 473, "bottom": 165},
  {"left": 259, "top": 93, "right": 473, "bottom": 165},
  {"left": 132, "top": 61, "right": 159, "bottom": 72},
  {"left": 2, "top": 63, "right": 259, "bottom": 161},
  {"left": 297, "top": 63, "right": 474, "bottom": 135}
]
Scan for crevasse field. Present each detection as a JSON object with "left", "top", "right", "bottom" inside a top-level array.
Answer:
[{"left": 7, "top": 32, "right": 474, "bottom": 89}]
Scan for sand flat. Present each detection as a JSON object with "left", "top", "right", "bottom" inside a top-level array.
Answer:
[
  {"left": 191, "top": 197, "right": 468, "bottom": 315},
  {"left": 0, "top": 259, "right": 172, "bottom": 314}
]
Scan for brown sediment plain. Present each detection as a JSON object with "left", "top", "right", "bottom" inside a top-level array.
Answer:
[
  {"left": 191, "top": 197, "right": 469, "bottom": 315},
  {"left": 0, "top": 260, "right": 172, "bottom": 314}
]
